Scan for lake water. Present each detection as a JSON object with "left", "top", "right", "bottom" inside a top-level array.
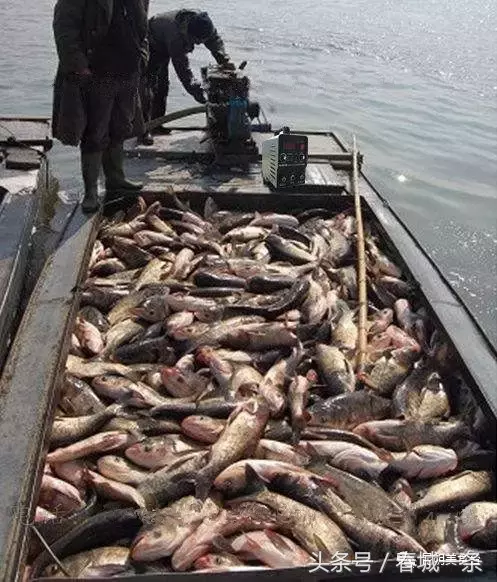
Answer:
[{"left": 1, "top": 0, "right": 496, "bottom": 346}]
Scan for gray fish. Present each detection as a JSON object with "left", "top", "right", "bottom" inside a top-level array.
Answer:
[
  {"left": 315, "top": 344, "right": 355, "bottom": 396},
  {"left": 308, "top": 392, "right": 391, "bottom": 431},
  {"left": 412, "top": 471, "right": 494, "bottom": 516}
]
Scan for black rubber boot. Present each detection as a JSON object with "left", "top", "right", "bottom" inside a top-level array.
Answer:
[
  {"left": 103, "top": 143, "right": 143, "bottom": 193},
  {"left": 140, "top": 132, "right": 154, "bottom": 146},
  {"left": 81, "top": 151, "right": 102, "bottom": 214}
]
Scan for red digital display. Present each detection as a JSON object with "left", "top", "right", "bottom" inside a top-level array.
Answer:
[
  {"left": 285, "top": 142, "right": 296, "bottom": 150},
  {"left": 300, "top": 143, "right": 306, "bottom": 151}
]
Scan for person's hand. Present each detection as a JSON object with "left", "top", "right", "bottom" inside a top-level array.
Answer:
[
  {"left": 221, "top": 60, "right": 236, "bottom": 70},
  {"left": 190, "top": 83, "right": 207, "bottom": 104}
]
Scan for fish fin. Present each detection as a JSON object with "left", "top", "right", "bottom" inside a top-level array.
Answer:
[
  {"left": 211, "top": 534, "right": 234, "bottom": 553},
  {"left": 242, "top": 464, "right": 270, "bottom": 496},
  {"left": 301, "top": 442, "right": 321, "bottom": 464},
  {"left": 126, "top": 428, "right": 146, "bottom": 443},
  {"left": 313, "top": 533, "right": 331, "bottom": 558},
  {"left": 376, "top": 465, "right": 404, "bottom": 491},
  {"left": 263, "top": 529, "right": 295, "bottom": 553},
  {"left": 204, "top": 197, "right": 218, "bottom": 220},
  {"left": 194, "top": 470, "right": 213, "bottom": 502}
]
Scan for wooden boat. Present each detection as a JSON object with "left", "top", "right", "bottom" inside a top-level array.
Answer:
[
  {"left": 0, "top": 83, "right": 496, "bottom": 580},
  {"left": 0, "top": 117, "right": 53, "bottom": 369}
]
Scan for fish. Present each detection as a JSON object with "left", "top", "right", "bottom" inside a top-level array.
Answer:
[
  {"left": 50, "top": 404, "right": 122, "bottom": 448},
  {"left": 47, "top": 431, "right": 142, "bottom": 464},
  {"left": 354, "top": 419, "right": 470, "bottom": 452},
  {"left": 458, "top": 502, "right": 497, "bottom": 549},
  {"left": 103, "top": 318, "right": 146, "bottom": 355},
  {"left": 412, "top": 471, "right": 494, "bottom": 516},
  {"left": 41, "top": 547, "right": 131, "bottom": 579},
  {"left": 231, "top": 365, "right": 263, "bottom": 397},
  {"left": 302, "top": 441, "right": 389, "bottom": 480},
  {"left": 107, "top": 286, "right": 167, "bottom": 326},
  {"left": 332, "top": 310, "right": 358, "bottom": 353},
  {"left": 416, "top": 372, "right": 451, "bottom": 421},
  {"left": 268, "top": 469, "right": 424, "bottom": 557},
  {"left": 80, "top": 286, "right": 129, "bottom": 313},
  {"left": 66, "top": 356, "right": 141, "bottom": 381},
  {"left": 161, "top": 367, "right": 209, "bottom": 399},
  {"left": 259, "top": 345, "right": 303, "bottom": 417},
  {"left": 192, "top": 399, "right": 270, "bottom": 499},
  {"left": 361, "top": 347, "right": 418, "bottom": 396},
  {"left": 288, "top": 374, "right": 314, "bottom": 440},
  {"left": 193, "top": 553, "right": 245, "bottom": 571},
  {"left": 132, "top": 295, "right": 169, "bottom": 323},
  {"left": 60, "top": 374, "right": 105, "bottom": 416},
  {"left": 51, "top": 460, "right": 88, "bottom": 494},
  {"left": 125, "top": 435, "right": 204, "bottom": 470},
  {"left": 97, "top": 456, "right": 149, "bottom": 485},
  {"left": 266, "top": 234, "right": 316, "bottom": 264},
  {"left": 91, "top": 258, "right": 127, "bottom": 277},
  {"left": 230, "top": 530, "right": 313, "bottom": 568},
  {"left": 111, "top": 236, "right": 154, "bottom": 268},
  {"left": 83, "top": 469, "right": 146, "bottom": 508},
  {"left": 307, "top": 392, "right": 391, "bottom": 431},
  {"left": 38, "top": 475, "right": 86, "bottom": 517},
  {"left": 171, "top": 502, "right": 280, "bottom": 571},
  {"left": 214, "top": 460, "right": 312, "bottom": 497},
  {"left": 131, "top": 495, "right": 220, "bottom": 561},
  {"left": 181, "top": 416, "right": 226, "bottom": 444},
  {"left": 113, "top": 336, "right": 175, "bottom": 365},
  {"left": 314, "top": 344, "right": 355, "bottom": 396},
  {"left": 78, "top": 306, "right": 110, "bottom": 333},
  {"left": 137, "top": 452, "right": 208, "bottom": 509},
  {"left": 308, "top": 462, "right": 411, "bottom": 532},
  {"left": 74, "top": 317, "right": 104, "bottom": 355},
  {"left": 368, "top": 308, "right": 394, "bottom": 336},
  {"left": 387, "top": 446, "right": 459, "bottom": 480},
  {"left": 392, "top": 361, "right": 435, "bottom": 419},
  {"left": 228, "top": 468, "right": 352, "bottom": 560},
  {"left": 417, "top": 513, "right": 462, "bottom": 554},
  {"left": 301, "top": 278, "right": 328, "bottom": 324},
  {"left": 255, "top": 440, "right": 310, "bottom": 466}
]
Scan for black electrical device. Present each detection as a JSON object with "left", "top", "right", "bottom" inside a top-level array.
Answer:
[{"left": 261, "top": 128, "right": 308, "bottom": 189}]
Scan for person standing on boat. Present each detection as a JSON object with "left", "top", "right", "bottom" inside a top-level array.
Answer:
[
  {"left": 52, "top": 0, "right": 150, "bottom": 213},
  {"left": 140, "top": 9, "right": 235, "bottom": 145}
]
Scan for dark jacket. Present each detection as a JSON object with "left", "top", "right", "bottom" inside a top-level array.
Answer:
[
  {"left": 148, "top": 9, "right": 230, "bottom": 92},
  {"left": 52, "top": 0, "right": 149, "bottom": 146}
]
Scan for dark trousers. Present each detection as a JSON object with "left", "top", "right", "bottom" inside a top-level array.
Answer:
[
  {"left": 80, "top": 74, "right": 140, "bottom": 153},
  {"left": 142, "top": 51, "right": 170, "bottom": 127}
]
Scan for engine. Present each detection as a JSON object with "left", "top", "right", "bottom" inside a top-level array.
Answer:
[{"left": 201, "top": 63, "right": 261, "bottom": 164}]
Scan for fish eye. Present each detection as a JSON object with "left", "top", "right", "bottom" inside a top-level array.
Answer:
[{"left": 152, "top": 530, "right": 162, "bottom": 539}]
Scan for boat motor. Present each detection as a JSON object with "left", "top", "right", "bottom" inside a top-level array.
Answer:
[
  {"left": 201, "top": 62, "right": 261, "bottom": 164},
  {"left": 261, "top": 127, "right": 308, "bottom": 189}
]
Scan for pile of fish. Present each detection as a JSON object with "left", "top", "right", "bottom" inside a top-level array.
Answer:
[{"left": 27, "top": 197, "right": 496, "bottom": 579}]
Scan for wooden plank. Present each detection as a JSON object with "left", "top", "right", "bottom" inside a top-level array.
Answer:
[
  {"left": 0, "top": 118, "right": 51, "bottom": 148},
  {"left": 0, "top": 189, "right": 38, "bottom": 369},
  {"left": 4, "top": 147, "right": 41, "bottom": 170},
  {"left": 0, "top": 209, "right": 100, "bottom": 582}
]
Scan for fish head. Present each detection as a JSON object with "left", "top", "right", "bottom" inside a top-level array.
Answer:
[
  {"left": 458, "top": 502, "right": 497, "bottom": 547},
  {"left": 130, "top": 518, "right": 183, "bottom": 561}
]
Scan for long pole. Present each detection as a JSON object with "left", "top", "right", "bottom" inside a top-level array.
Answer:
[{"left": 352, "top": 135, "right": 368, "bottom": 374}]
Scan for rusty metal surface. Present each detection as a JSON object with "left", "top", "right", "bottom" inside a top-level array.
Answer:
[{"left": 0, "top": 208, "right": 100, "bottom": 582}]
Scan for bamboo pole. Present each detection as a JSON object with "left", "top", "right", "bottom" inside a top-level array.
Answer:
[{"left": 352, "top": 135, "right": 368, "bottom": 375}]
